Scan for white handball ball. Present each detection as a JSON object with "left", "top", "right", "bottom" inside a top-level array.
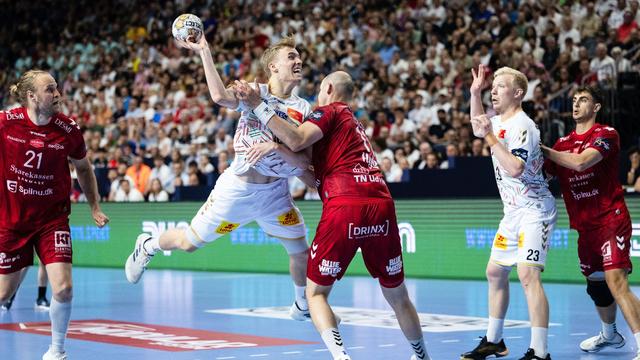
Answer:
[{"left": 171, "top": 14, "right": 203, "bottom": 42}]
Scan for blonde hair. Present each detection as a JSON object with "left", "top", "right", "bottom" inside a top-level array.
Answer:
[
  {"left": 494, "top": 67, "right": 528, "bottom": 98},
  {"left": 9, "top": 69, "right": 48, "bottom": 105},
  {"left": 260, "top": 35, "right": 297, "bottom": 77}
]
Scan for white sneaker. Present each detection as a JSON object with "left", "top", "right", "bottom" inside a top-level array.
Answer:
[
  {"left": 125, "top": 234, "right": 153, "bottom": 284},
  {"left": 335, "top": 354, "right": 351, "bottom": 360},
  {"left": 633, "top": 351, "right": 640, "bottom": 360},
  {"left": 579, "top": 331, "right": 625, "bottom": 352},
  {"left": 42, "top": 346, "right": 67, "bottom": 360},
  {"left": 289, "top": 300, "right": 311, "bottom": 321}
]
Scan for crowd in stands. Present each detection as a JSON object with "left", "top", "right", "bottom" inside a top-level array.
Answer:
[{"left": 1, "top": 0, "right": 639, "bottom": 202}]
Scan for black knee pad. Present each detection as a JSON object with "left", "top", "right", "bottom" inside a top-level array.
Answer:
[{"left": 586, "top": 280, "right": 615, "bottom": 307}]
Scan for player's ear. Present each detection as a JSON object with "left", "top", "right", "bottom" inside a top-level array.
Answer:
[
  {"left": 327, "top": 83, "right": 333, "bottom": 95},
  {"left": 269, "top": 62, "right": 278, "bottom": 74},
  {"left": 593, "top": 103, "right": 601, "bottom": 113},
  {"left": 514, "top": 88, "right": 523, "bottom": 99}
]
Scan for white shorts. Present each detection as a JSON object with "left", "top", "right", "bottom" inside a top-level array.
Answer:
[
  {"left": 490, "top": 207, "right": 557, "bottom": 269},
  {"left": 186, "top": 171, "right": 306, "bottom": 247}
]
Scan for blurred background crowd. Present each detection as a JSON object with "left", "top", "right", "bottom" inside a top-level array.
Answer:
[{"left": 1, "top": 0, "right": 639, "bottom": 202}]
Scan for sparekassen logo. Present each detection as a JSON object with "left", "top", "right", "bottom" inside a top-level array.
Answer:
[{"left": 348, "top": 220, "right": 389, "bottom": 239}]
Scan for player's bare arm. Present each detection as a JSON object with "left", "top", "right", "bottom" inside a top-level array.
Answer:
[
  {"left": 71, "top": 156, "right": 109, "bottom": 227},
  {"left": 234, "top": 80, "right": 323, "bottom": 151},
  {"left": 175, "top": 36, "right": 239, "bottom": 109},
  {"left": 472, "top": 114, "right": 525, "bottom": 177},
  {"left": 541, "top": 145, "right": 603, "bottom": 172},
  {"left": 470, "top": 64, "right": 489, "bottom": 136}
]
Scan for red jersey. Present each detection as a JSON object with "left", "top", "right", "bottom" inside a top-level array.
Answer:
[
  {"left": 0, "top": 107, "right": 86, "bottom": 230},
  {"left": 546, "top": 123, "right": 629, "bottom": 231},
  {"left": 306, "top": 102, "right": 391, "bottom": 201}
]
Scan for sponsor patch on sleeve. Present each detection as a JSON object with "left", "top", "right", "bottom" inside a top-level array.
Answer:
[
  {"left": 511, "top": 148, "right": 529, "bottom": 162},
  {"left": 308, "top": 109, "right": 324, "bottom": 122},
  {"left": 592, "top": 137, "right": 611, "bottom": 151},
  {"left": 216, "top": 221, "right": 240, "bottom": 234}
]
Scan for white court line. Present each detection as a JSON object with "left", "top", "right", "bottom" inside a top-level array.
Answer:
[
  {"left": 249, "top": 354, "right": 269, "bottom": 357},
  {"left": 347, "top": 346, "right": 365, "bottom": 350},
  {"left": 379, "top": 344, "right": 396, "bottom": 347},
  {"left": 216, "top": 357, "right": 236, "bottom": 360},
  {"left": 570, "top": 332, "right": 588, "bottom": 336},
  {"left": 505, "top": 336, "right": 523, "bottom": 339},
  {"left": 282, "top": 351, "right": 302, "bottom": 354},
  {"left": 314, "top": 348, "right": 330, "bottom": 352},
  {"left": 441, "top": 339, "right": 460, "bottom": 343}
]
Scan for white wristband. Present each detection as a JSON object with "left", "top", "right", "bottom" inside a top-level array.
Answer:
[{"left": 253, "top": 101, "right": 276, "bottom": 126}]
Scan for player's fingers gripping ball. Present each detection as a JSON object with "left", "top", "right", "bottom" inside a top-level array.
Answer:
[{"left": 172, "top": 14, "right": 203, "bottom": 43}]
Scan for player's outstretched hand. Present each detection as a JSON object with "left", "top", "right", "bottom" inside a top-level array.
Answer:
[
  {"left": 233, "top": 79, "right": 262, "bottom": 109},
  {"left": 92, "top": 208, "right": 110, "bottom": 228},
  {"left": 471, "top": 114, "right": 492, "bottom": 138},
  {"left": 470, "top": 64, "right": 488, "bottom": 95},
  {"left": 246, "top": 141, "right": 278, "bottom": 166},
  {"left": 175, "top": 35, "right": 208, "bottom": 52}
]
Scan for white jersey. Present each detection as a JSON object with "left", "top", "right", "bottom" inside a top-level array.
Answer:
[
  {"left": 230, "top": 84, "right": 312, "bottom": 178},
  {"left": 490, "top": 111, "right": 555, "bottom": 213}
]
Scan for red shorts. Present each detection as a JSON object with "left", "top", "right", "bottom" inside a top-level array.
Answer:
[
  {"left": 0, "top": 219, "right": 72, "bottom": 274},
  {"left": 577, "top": 216, "right": 632, "bottom": 277},
  {"left": 307, "top": 197, "right": 404, "bottom": 288}
]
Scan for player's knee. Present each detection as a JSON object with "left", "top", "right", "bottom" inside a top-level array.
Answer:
[
  {"left": 586, "top": 280, "right": 615, "bottom": 307},
  {"left": 278, "top": 237, "right": 309, "bottom": 255},
  {"left": 486, "top": 264, "right": 507, "bottom": 283},
  {"left": 517, "top": 266, "right": 542, "bottom": 288},
  {"left": 53, "top": 283, "right": 73, "bottom": 303},
  {"left": 0, "top": 289, "right": 14, "bottom": 304}
]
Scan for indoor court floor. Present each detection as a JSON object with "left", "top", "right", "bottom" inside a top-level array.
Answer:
[{"left": 1, "top": 267, "right": 638, "bottom": 359}]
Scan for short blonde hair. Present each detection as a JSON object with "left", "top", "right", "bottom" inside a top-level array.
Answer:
[
  {"left": 9, "top": 69, "right": 48, "bottom": 105},
  {"left": 494, "top": 67, "right": 528, "bottom": 98},
  {"left": 260, "top": 35, "right": 297, "bottom": 77}
]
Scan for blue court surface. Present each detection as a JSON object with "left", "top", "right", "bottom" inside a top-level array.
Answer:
[{"left": 1, "top": 268, "right": 639, "bottom": 359}]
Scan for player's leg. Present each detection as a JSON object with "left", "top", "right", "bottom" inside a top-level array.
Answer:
[
  {"left": 380, "top": 283, "right": 430, "bottom": 360},
  {"left": 515, "top": 213, "right": 555, "bottom": 360},
  {"left": 256, "top": 185, "right": 309, "bottom": 320},
  {"left": 36, "top": 258, "right": 50, "bottom": 310},
  {"left": 0, "top": 228, "right": 35, "bottom": 310},
  {"left": 305, "top": 199, "right": 358, "bottom": 360},
  {"left": 0, "top": 271, "right": 26, "bottom": 310},
  {"left": 578, "top": 225, "right": 626, "bottom": 352},
  {"left": 43, "top": 262, "right": 72, "bottom": 359},
  {"left": 126, "top": 174, "right": 251, "bottom": 283},
  {"left": 36, "top": 221, "right": 74, "bottom": 360},
  {"left": 307, "top": 278, "right": 349, "bottom": 360},
  {"left": 462, "top": 216, "right": 517, "bottom": 359}
]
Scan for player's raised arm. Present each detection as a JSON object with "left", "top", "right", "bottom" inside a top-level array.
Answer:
[
  {"left": 470, "top": 64, "right": 489, "bottom": 136},
  {"left": 176, "top": 36, "right": 239, "bottom": 109}
]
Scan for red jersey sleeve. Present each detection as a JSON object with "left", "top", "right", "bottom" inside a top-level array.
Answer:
[
  {"left": 305, "top": 107, "right": 334, "bottom": 136},
  {"left": 585, "top": 127, "right": 619, "bottom": 159},
  {"left": 59, "top": 115, "right": 87, "bottom": 160}
]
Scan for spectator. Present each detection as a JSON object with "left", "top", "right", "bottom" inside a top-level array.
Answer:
[
  {"left": 147, "top": 178, "right": 169, "bottom": 202},
  {"left": 114, "top": 179, "right": 144, "bottom": 202},
  {"left": 125, "top": 154, "right": 151, "bottom": 194}
]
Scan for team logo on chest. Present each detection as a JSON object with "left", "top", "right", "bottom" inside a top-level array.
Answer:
[{"left": 29, "top": 139, "right": 45, "bottom": 148}]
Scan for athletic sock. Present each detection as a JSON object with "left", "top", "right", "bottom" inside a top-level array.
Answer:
[
  {"left": 38, "top": 286, "right": 47, "bottom": 300},
  {"left": 408, "top": 337, "right": 430, "bottom": 359},
  {"left": 321, "top": 327, "right": 348, "bottom": 359},
  {"left": 294, "top": 285, "right": 308, "bottom": 309},
  {"left": 50, "top": 298, "right": 71, "bottom": 353},
  {"left": 486, "top": 317, "right": 504, "bottom": 343},
  {"left": 530, "top": 327, "right": 548, "bottom": 358},
  {"left": 602, "top": 321, "right": 616, "bottom": 339},
  {"left": 143, "top": 237, "right": 161, "bottom": 255}
]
